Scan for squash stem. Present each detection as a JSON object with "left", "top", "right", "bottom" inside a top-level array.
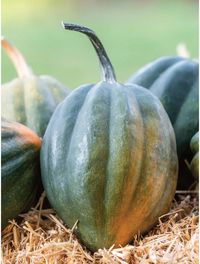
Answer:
[
  {"left": 1, "top": 37, "right": 33, "bottom": 78},
  {"left": 62, "top": 22, "right": 117, "bottom": 83}
]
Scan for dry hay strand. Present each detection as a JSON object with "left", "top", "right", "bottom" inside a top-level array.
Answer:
[{"left": 2, "top": 191, "right": 199, "bottom": 264}]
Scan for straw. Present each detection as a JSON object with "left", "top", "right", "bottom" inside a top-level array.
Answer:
[{"left": 2, "top": 191, "right": 199, "bottom": 264}]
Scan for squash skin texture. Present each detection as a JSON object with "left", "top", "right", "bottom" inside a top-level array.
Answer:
[
  {"left": 41, "top": 82, "right": 178, "bottom": 251},
  {"left": 1, "top": 119, "right": 42, "bottom": 228},
  {"left": 1, "top": 76, "right": 70, "bottom": 137},
  {"left": 127, "top": 57, "right": 199, "bottom": 188},
  {"left": 190, "top": 132, "right": 199, "bottom": 180}
]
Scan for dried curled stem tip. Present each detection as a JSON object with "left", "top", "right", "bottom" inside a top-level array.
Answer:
[
  {"left": 62, "top": 22, "right": 117, "bottom": 84},
  {"left": 62, "top": 22, "right": 96, "bottom": 36},
  {"left": 1, "top": 37, "right": 33, "bottom": 78}
]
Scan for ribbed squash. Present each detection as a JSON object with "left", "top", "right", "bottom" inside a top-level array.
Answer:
[
  {"left": 1, "top": 38, "right": 71, "bottom": 137},
  {"left": 190, "top": 132, "right": 199, "bottom": 180},
  {"left": 127, "top": 57, "right": 199, "bottom": 188},
  {"left": 41, "top": 23, "right": 178, "bottom": 251},
  {"left": 1, "top": 119, "right": 41, "bottom": 228}
]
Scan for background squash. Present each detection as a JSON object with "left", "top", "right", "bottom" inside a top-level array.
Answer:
[
  {"left": 189, "top": 132, "right": 199, "bottom": 181},
  {"left": 1, "top": 118, "right": 42, "bottom": 228},
  {"left": 41, "top": 23, "right": 178, "bottom": 251},
  {"left": 127, "top": 56, "right": 199, "bottom": 189},
  {"left": 1, "top": 38, "right": 71, "bottom": 137}
]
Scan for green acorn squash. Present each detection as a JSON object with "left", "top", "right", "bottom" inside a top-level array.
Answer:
[
  {"left": 1, "top": 118, "right": 42, "bottom": 229},
  {"left": 1, "top": 38, "right": 71, "bottom": 137},
  {"left": 190, "top": 132, "right": 199, "bottom": 180},
  {"left": 127, "top": 57, "right": 199, "bottom": 189},
  {"left": 40, "top": 23, "right": 178, "bottom": 251}
]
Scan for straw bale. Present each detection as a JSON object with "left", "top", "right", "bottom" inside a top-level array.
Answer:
[{"left": 2, "top": 191, "right": 199, "bottom": 264}]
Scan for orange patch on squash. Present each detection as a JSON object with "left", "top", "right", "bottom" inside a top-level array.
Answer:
[{"left": 16, "top": 122, "right": 42, "bottom": 150}]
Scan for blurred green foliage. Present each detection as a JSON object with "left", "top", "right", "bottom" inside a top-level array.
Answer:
[{"left": 2, "top": 0, "right": 198, "bottom": 88}]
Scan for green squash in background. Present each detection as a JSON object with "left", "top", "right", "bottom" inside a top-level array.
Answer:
[
  {"left": 1, "top": 38, "right": 71, "bottom": 137},
  {"left": 190, "top": 132, "right": 199, "bottom": 181},
  {"left": 2, "top": 118, "right": 41, "bottom": 228}
]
